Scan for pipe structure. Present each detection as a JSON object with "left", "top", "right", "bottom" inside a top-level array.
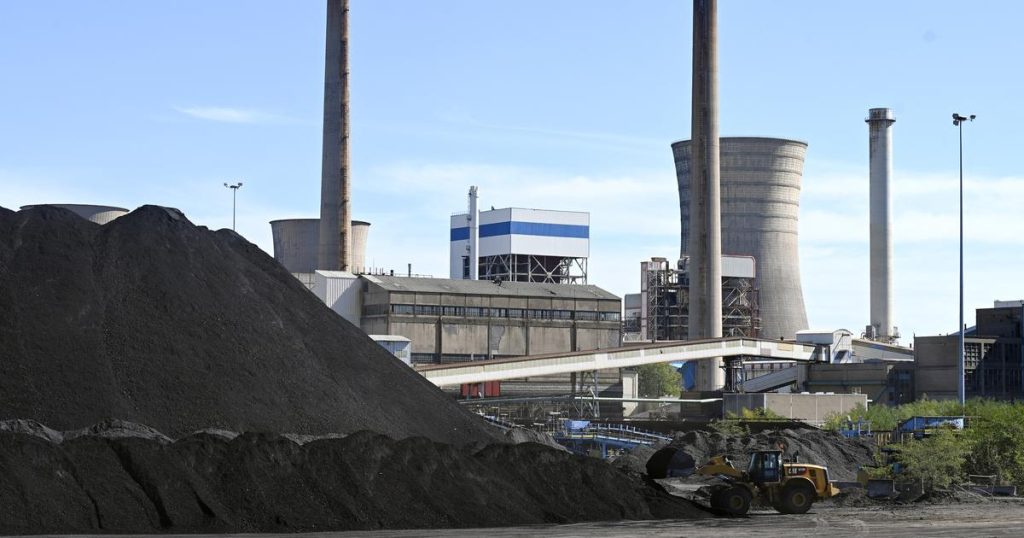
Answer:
[
  {"left": 687, "top": 0, "right": 724, "bottom": 391},
  {"left": 673, "top": 137, "right": 810, "bottom": 342},
  {"left": 318, "top": 0, "right": 351, "bottom": 271},
  {"left": 866, "top": 108, "right": 896, "bottom": 342}
]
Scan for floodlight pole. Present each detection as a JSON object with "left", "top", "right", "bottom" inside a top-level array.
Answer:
[
  {"left": 952, "top": 113, "right": 974, "bottom": 407},
  {"left": 224, "top": 182, "right": 243, "bottom": 231}
]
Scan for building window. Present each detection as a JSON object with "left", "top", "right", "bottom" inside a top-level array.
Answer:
[
  {"left": 414, "top": 305, "right": 441, "bottom": 316},
  {"left": 600, "top": 312, "right": 621, "bottom": 322},
  {"left": 442, "top": 306, "right": 461, "bottom": 317},
  {"left": 411, "top": 353, "right": 438, "bottom": 364},
  {"left": 391, "top": 304, "right": 415, "bottom": 315},
  {"left": 575, "top": 311, "right": 600, "bottom": 321},
  {"left": 364, "top": 304, "right": 388, "bottom": 316}
]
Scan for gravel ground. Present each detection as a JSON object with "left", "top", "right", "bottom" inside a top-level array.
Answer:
[{"left": 14, "top": 501, "right": 1024, "bottom": 537}]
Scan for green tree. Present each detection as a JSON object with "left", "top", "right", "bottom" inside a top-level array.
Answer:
[
  {"left": 895, "top": 428, "right": 970, "bottom": 490},
  {"left": 635, "top": 363, "right": 681, "bottom": 398}
]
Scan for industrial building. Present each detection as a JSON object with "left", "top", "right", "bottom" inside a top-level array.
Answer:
[
  {"left": 915, "top": 301, "right": 1024, "bottom": 401},
  {"left": 633, "top": 256, "right": 759, "bottom": 342},
  {"left": 450, "top": 200, "right": 589, "bottom": 285},
  {"left": 735, "top": 330, "right": 914, "bottom": 405},
  {"left": 672, "top": 136, "right": 810, "bottom": 341},
  {"left": 309, "top": 270, "right": 624, "bottom": 411},
  {"left": 359, "top": 275, "right": 620, "bottom": 363}
]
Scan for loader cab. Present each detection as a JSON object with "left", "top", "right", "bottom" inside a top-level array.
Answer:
[{"left": 747, "top": 450, "right": 784, "bottom": 484}]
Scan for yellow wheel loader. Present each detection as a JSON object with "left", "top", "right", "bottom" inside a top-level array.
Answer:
[{"left": 688, "top": 449, "right": 840, "bottom": 515}]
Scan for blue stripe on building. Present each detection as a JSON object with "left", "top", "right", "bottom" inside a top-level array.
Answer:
[
  {"left": 450, "top": 227, "right": 470, "bottom": 241},
  {"left": 451, "top": 222, "right": 589, "bottom": 241},
  {"left": 479, "top": 221, "right": 589, "bottom": 239}
]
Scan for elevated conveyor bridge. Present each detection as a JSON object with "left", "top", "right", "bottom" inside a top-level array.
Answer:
[{"left": 416, "top": 337, "right": 821, "bottom": 387}]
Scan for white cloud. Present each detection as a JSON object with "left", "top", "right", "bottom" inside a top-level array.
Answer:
[{"left": 173, "top": 106, "right": 287, "bottom": 124}]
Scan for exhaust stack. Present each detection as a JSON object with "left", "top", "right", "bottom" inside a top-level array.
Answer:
[
  {"left": 866, "top": 108, "right": 897, "bottom": 342},
  {"left": 318, "top": 0, "right": 351, "bottom": 271},
  {"left": 688, "top": 0, "right": 724, "bottom": 390}
]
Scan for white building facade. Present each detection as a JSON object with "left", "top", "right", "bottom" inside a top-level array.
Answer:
[{"left": 450, "top": 207, "right": 589, "bottom": 284}]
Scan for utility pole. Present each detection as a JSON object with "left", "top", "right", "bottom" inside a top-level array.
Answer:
[{"left": 224, "top": 182, "right": 243, "bottom": 231}]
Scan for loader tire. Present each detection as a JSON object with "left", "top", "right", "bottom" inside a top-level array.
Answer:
[
  {"left": 710, "top": 485, "right": 751, "bottom": 516},
  {"left": 778, "top": 482, "right": 815, "bottom": 514}
]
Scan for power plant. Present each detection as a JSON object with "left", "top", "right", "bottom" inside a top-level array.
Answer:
[
  {"left": 673, "top": 137, "right": 810, "bottom": 342},
  {"left": 866, "top": 107, "right": 899, "bottom": 343},
  {"left": 14, "top": 5, "right": 1024, "bottom": 533}
]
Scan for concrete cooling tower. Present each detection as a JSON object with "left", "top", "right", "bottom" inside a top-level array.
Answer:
[
  {"left": 270, "top": 218, "right": 320, "bottom": 274},
  {"left": 672, "top": 136, "right": 809, "bottom": 339},
  {"left": 271, "top": 218, "right": 369, "bottom": 275},
  {"left": 20, "top": 204, "right": 128, "bottom": 225},
  {"left": 350, "top": 220, "right": 370, "bottom": 274}
]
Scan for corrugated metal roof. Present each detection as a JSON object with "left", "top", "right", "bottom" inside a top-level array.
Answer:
[{"left": 361, "top": 275, "right": 619, "bottom": 301}]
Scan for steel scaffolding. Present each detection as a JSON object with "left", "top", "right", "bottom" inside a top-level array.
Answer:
[
  {"left": 640, "top": 257, "right": 759, "bottom": 342},
  {"left": 479, "top": 253, "right": 587, "bottom": 284}
]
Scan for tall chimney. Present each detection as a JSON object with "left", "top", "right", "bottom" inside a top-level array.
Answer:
[
  {"left": 867, "top": 108, "right": 896, "bottom": 341},
  {"left": 688, "top": 0, "right": 724, "bottom": 390},
  {"left": 318, "top": 0, "right": 351, "bottom": 271},
  {"left": 468, "top": 186, "right": 479, "bottom": 280}
]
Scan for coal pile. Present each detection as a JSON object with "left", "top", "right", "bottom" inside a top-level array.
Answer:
[
  {"left": 668, "top": 427, "right": 876, "bottom": 481},
  {"left": 0, "top": 420, "right": 707, "bottom": 534},
  {"left": 0, "top": 205, "right": 496, "bottom": 444}
]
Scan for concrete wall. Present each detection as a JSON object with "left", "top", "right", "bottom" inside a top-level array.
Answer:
[
  {"left": 724, "top": 393, "right": 868, "bottom": 425},
  {"left": 673, "top": 137, "right": 809, "bottom": 339},
  {"left": 805, "top": 362, "right": 911, "bottom": 405},
  {"left": 914, "top": 334, "right": 963, "bottom": 401}
]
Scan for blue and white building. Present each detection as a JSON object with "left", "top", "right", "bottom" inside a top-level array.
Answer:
[{"left": 450, "top": 188, "right": 589, "bottom": 284}]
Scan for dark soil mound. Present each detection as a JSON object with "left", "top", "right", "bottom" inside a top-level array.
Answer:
[
  {"left": 0, "top": 205, "right": 497, "bottom": 444},
  {"left": 0, "top": 426, "right": 707, "bottom": 534},
  {"left": 667, "top": 427, "right": 876, "bottom": 481}
]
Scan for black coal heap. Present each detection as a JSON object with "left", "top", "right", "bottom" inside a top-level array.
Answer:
[{"left": 0, "top": 205, "right": 496, "bottom": 444}]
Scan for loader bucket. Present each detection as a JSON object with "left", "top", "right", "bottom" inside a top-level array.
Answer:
[{"left": 646, "top": 447, "right": 696, "bottom": 479}]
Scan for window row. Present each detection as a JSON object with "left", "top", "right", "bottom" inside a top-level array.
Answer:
[{"left": 384, "top": 304, "right": 620, "bottom": 322}]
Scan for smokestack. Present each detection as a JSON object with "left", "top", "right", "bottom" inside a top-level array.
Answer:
[
  {"left": 867, "top": 108, "right": 896, "bottom": 341},
  {"left": 318, "top": 0, "right": 351, "bottom": 271},
  {"left": 688, "top": 0, "right": 724, "bottom": 390},
  {"left": 468, "top": 186, "right": 479, "bottom": 280}
]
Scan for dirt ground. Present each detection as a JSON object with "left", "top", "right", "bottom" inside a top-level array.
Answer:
[{"left": 16, "top": 501, "right": 1024, "bottom": 537}]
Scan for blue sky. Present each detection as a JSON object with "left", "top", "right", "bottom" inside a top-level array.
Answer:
[{"left": 2, "top": 1, "right": 1022, "bottom": 339}]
